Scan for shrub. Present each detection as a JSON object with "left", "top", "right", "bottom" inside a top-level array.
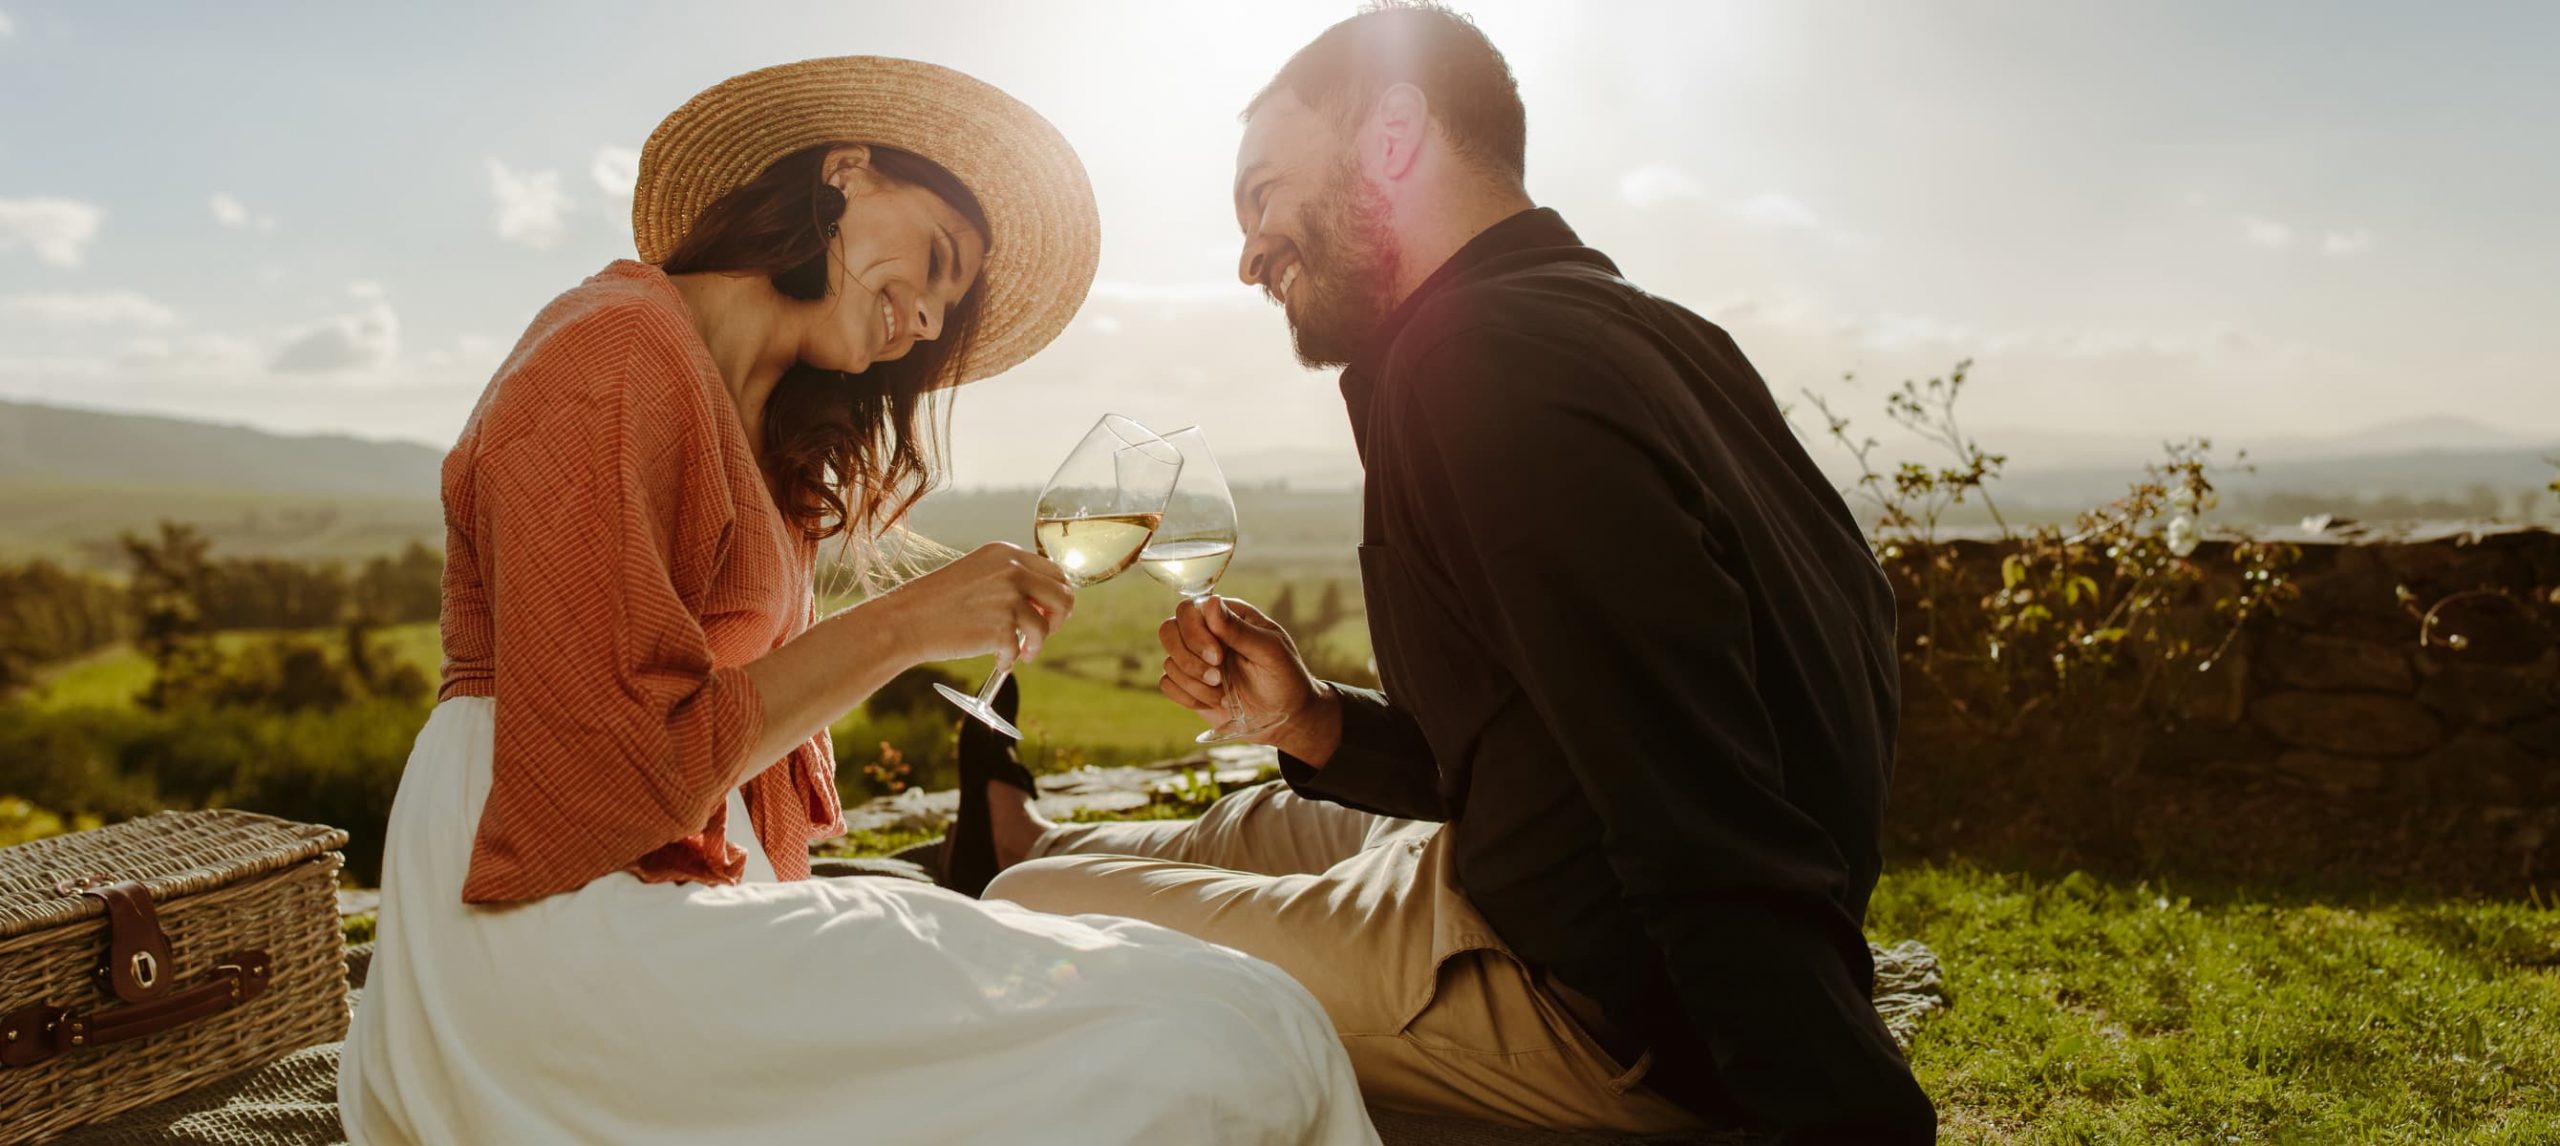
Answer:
[
  {"left": 864, "top": 664, "right": 971, "bottom": 719},
  {"left": 0, "top": 797, "right": 101, "bottom": 848},
  {"left": 0, "top": 704, "right": 162, "bottom": 818},
  {"left": 0, "top": 699, "right": 424, "bottom": 883}
]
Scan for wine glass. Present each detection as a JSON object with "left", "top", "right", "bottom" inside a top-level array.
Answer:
[
  {"left": 935, "top": 414, "right": 1182, "bottom": 739},
  {"left": 1137, "top": 426, "right": 1288, "bottom": 745}
]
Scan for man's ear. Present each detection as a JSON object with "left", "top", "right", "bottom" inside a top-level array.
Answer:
[{"left": 1364, "top": 83, "right": 1429, "bottom": 182}]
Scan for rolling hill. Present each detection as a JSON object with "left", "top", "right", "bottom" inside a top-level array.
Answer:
[
  {"left": 0, "top": 398, "right": 444, "bottom": 500},
  {"left": 0, "top": 399, "right": 2549, "bottom": 570}
]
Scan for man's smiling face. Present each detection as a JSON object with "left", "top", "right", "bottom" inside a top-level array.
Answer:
[{"left": 1233, "top": 90, "right": 1402, "bottom": 370}]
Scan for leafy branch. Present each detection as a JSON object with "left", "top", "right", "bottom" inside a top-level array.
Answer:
[{"left": 1802, "top": 362, "right": 2298, "bottom": 741}]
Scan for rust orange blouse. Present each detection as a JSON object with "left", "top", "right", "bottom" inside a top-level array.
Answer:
[{"left": 438, "top": 260, "right": 843, "bottom": 904}]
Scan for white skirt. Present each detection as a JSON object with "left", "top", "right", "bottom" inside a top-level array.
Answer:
[{"left": 339, "top": 697, "right": 1378, "bottom": 1145}]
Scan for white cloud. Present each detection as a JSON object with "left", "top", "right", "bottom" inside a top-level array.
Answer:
[
  {"left": 1618, "top": 164, "right": 1706, "bottom": 209},
  {"left": 209, "top": 192, "right": 279, "bottom": 233},
  {"left": 0, "top": 9, "right": 15, "bottom": 38},
  {"left": 271, "top": 303, "right": 400, "bottom": 373},
  {"left": 486, "top": 159, "right": 571, "bottom": 249},
  {"left": 117, "top": 333, "right": 263, "bottom": 374},
  {"left": 1733, "top": 191, "right": 1826, "bottom": 233},
  {"left": 1, "top": 291, "right": 178, "bottom": 328},
  {"left": 590, "top": 146, "right": 640, "bottom": 197},
  {"left": 2242, "top": 216, "right": 2293, "bottom": 248},
  {"left": 422, "top": 332, "right": 503, "bottom": 371},
  {"left": 346, "top": 279, "right": 386, "bottom": 300},
  {"left": 2320, "top": 229, "right": 2374, "bottom": 256},
  {"left": 0, "top": 197, "right": 104, "bottom": 267}
]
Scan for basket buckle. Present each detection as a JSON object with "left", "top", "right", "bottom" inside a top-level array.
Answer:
[
  {"left": 129, "top": 950, "right": 160, "bottom": 992},
  {"left": 51, "top": 871, "right": 113, "bottom": 897}
]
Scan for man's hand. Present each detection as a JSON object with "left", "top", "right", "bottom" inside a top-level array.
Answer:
[{"left": 1156, "top": 595, "right": 1343, "bottom": 765}]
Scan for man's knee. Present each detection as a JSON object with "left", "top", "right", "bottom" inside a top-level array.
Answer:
[{"left": 981, "top": 854, "right": 1103, "bottom": 913}]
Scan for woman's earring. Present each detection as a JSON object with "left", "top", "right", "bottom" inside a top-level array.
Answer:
[{"left": 824, "top": 222, "right": 840, "bottom": 238}]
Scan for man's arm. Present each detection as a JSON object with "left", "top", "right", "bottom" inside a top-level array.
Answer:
[
  {"left": 1397, "top": 327, "right": 1933, "bottom": 1142},
  {"left": 1161, "top": 596, "right": 1451, "bottom": 821},
  {"left": 1274, "top": 680, "right": 1448, "bottom": 821}
]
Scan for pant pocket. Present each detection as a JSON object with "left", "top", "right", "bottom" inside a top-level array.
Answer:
[
  {"left": 1397, "top": 949, "right": 1567, "bottom": 1056},
  {"left": 1522, "top": 974, "right": 1655, "bottom": 1095}
]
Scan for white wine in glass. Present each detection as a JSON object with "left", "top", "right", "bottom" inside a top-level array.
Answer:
[
  {"left": 1035, "top": 513, "right": 1162, "bottom": 583},
  {"left": 1138, "top": 426, "right": 1287, "bottom": 745},
  {"left": 935, "top": 414, "right": 1182, "bottom": 739},
  {"left": 1136, "top": 539, "right": 1235, "bottom": 598}
]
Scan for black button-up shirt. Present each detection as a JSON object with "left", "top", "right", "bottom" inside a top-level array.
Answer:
[{"left": 1279, "top": 208, "right": 1935, "bottom": 1142}]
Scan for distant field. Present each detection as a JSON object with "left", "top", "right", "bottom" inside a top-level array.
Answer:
[
  {"left": 0, "top": 479, "right": 444, "bottom": 570},
  {"left": 0, "top": 479, "right": 1371, "bottom": 572},
  {"left": 29, "top": 569, "right": 1369, "bottom": 764}
]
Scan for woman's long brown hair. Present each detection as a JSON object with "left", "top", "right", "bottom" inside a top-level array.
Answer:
[{"left": 659, "top": 143, "right": 988, "bottom": 546}]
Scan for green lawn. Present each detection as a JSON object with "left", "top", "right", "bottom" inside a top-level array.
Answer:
[
  {"left": 817, "top": 821, "right": 2560, "bottom": 1144},
  {"left": 1872, "top": 865, "right": 2560, "bottom": 1143}
]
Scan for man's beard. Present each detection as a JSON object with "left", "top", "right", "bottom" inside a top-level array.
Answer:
[{"left": 1282, "top": 155, "right": 1401, "bottom": 369}]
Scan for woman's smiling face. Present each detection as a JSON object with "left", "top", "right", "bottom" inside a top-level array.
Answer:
[{"left": 801, "top": 145, "right": 987, "bottom": 378}]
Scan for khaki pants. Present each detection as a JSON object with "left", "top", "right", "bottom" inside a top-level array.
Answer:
[{"left": 982, "top": 781, "right": 1704, "bottom": 1136}]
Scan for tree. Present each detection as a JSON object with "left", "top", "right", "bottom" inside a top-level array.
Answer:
[
  {"left": 355, "top": 542, "right": 445, "bottom": 624},
  {"left": 205, "top": 557, "right": 350, "bottom": 629},
  {"left": 122, "top": 522, "right": 223, "bottom": 711},
  {"left": 1313, "top": 580, "right": 1347, "bottom": 634},
  {"left": 0, "top": 559, "right": 130, "bottom": 691},
  {"left": 1268, "top": 584, "right": 1301, "bottom": 632}
]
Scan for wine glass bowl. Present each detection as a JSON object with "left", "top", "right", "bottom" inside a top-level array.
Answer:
[
  {"left": 936, "top": 414, "right": 1181, "bottom": 740},
  {"left": 1137, "top": 426, "right": 1288, "bottom": 745}
]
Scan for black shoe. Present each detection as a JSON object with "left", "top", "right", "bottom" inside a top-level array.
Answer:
[{"left": 943, "top": 674, "right": 1033, "bottom": 898}]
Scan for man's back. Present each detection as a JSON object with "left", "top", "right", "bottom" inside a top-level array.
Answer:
[{"left": 1325, "top": 207, "right": 1928, "bottom": 1136}]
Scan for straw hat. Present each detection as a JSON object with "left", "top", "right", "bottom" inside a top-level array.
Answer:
[{"left": 633, "top": 56, "right": 1099, "bottom": 384}]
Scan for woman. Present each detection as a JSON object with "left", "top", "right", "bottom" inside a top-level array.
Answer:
[{"left": 339, "top": 57, "right": 1377, "bottom": 1145}]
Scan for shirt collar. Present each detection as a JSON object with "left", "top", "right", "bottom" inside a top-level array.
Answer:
[{"left": 1337, "top": 207, "right": 1599, "bottom": 457}]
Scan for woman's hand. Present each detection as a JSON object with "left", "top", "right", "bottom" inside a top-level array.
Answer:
[{"left": 872, "top": 543, "right": 1076, "bottom": 672}]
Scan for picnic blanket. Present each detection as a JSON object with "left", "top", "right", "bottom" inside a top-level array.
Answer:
[{"left": 54, "top": 870, "right": 1946, "bottom": 1146}]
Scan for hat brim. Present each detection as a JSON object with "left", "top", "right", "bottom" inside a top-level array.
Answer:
[{"left": 633, "top": 56, "right": 1098, "bottom": 385}]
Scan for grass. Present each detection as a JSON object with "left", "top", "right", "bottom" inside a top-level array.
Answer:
[
  {"left": 26, "top": 622, "right": 449, "bottom": 711},
  {"left": 1871, "top": 865, "right": 2560, "bottom": 1143},
  {"left": 807, "top": 812, "right": 2560, "bottom": 1141}
]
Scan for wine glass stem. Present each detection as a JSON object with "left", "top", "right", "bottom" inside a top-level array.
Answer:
[{"left": 973, "top": 665, "right": 1011, "bottom": 710}]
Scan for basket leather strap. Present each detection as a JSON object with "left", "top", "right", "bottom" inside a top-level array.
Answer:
[
  {"left": 82, "top": 880, "right": 178, "bottom": 1004},
  {"left": 0, "top": 949, "right": 271, "bottom": 1069}
]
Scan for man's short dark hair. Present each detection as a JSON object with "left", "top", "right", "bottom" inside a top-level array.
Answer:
[{"left": 1246, "top": 2, "right": 1527, "bottom": 183}]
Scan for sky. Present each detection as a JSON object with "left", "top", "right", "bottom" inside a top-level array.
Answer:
[{"left": 1, "top": 0, "right": 2554, "bottom": 487}]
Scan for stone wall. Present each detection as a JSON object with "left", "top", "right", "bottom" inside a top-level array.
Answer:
[{"left": 1885, "top": 524, "right": 2560, "bottom": 896}]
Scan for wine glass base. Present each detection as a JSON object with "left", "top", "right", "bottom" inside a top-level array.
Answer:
[
  {"left": 1197, "top": 712, "right": 1288, "bottom": 746},
  {"left": 934, "top": 682, "right": 1024, "bottom": 741}
]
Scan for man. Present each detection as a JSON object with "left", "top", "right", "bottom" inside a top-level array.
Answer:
[{"left": 973, "top": 4, "right": 1935, "bottom": 1140}]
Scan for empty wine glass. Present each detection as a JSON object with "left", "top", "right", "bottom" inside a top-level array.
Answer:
[
  {"left": 1138, "top": 426, "right": 1287, "bottom": 745},
  {"left": 935, "top": 414, "right": 1182, "bottom": 739}
]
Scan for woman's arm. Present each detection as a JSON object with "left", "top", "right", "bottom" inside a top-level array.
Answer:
[{"left": 734, "top": 543, "right": 1075, "bottom": 780}]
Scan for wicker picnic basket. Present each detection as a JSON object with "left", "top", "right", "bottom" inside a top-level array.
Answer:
[{"left": 0, "top": 810, "right": 349, "bottom": 1142}]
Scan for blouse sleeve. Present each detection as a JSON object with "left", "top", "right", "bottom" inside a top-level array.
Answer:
[{"left": 460, "top": 301, "right": 766, "bottom": 903}]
